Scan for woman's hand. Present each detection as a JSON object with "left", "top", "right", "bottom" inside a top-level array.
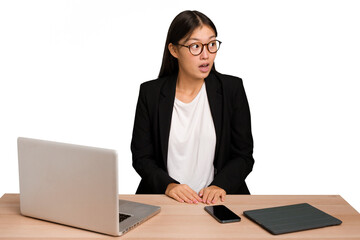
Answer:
[
  {"left": 199, "top": 185, "right": 226, "bottom": 204},
  {"left": 165, "top": 183, "right": 203, "bottom": 204}
]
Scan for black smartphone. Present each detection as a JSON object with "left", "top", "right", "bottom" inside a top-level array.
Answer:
[{"left": 204, "top": 205, "right": 241, "bottom": 223}]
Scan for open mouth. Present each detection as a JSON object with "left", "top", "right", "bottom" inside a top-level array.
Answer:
[{"left": 199, "top": 63, "right": 210, "bottom": 72}]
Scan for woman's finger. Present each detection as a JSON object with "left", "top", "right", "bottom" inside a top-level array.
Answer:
[
  {"left": 220, "top": 190, "right": 226, "bottom": 202},
  {"left": 211, "top": 192, "right": 220, "bottom": 204},
  {"left": 206, "top": 191, "right": 216, "bottom": 204},
  {"left": 186, "top": 189, "right": 202, "bottom": 203},
  {"left": 177, "top": 191, "right": 193, "bottom": 204},
  {"left": 202, "top": 189, "right": 210, "bottom": 204},
  {"left": 199, "top": 188, "right": 204, "bottom": 198},
  {"left": 171, "top": 193, "right": 185, "bottom": 203}
]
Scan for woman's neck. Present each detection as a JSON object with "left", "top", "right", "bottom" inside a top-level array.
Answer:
[
  {"left": 175, "top": 71, "right": 204, "bottom": 103},
  {"left": 176, "top": 72, "right": 204, "bottom": 94}
]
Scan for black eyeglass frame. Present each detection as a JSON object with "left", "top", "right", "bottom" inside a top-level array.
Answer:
[{"left": 177, "top": 40, "right": 222, "bottom": 56}]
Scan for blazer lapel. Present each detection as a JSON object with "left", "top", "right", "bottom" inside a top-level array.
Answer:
[
  {"left": 205, "top": 72, "right": 223, "bottom": 162},
  {"left": 158, "top": 74, "right": 177, "bottom": 168}
]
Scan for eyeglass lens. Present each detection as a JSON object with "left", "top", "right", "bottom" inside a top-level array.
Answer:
[{"left": 189, "top": 40, "right": 220, "bottom": 55}]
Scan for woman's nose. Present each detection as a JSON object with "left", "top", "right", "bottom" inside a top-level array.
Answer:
[{"left": 200, "top": 46, "right": 209, "bottom": 59}]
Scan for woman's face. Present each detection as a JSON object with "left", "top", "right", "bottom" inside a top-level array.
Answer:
[{"left": 170, "top": 25, "right": 217, "bottom": 81}]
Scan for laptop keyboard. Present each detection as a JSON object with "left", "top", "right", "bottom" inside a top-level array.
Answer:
[{"left": 119, "top": 213, "right": 131, "bottom": 222}]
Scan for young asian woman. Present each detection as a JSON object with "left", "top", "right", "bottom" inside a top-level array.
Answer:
[{"left": 131, "top": 10, "right": 254, "bottom": 205}]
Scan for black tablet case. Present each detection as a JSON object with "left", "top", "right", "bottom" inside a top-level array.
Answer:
[{"left": 243, "top": 203, "right": 342, "bottom": 235}]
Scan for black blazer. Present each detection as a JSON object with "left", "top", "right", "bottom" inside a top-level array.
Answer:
[{"left": 131, "top": 71, "right": 254, "bottom": 194}]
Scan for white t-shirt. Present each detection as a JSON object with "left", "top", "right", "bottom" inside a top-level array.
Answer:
[{"left": 167, "top": 83, "right": 216, "bottom": 193}]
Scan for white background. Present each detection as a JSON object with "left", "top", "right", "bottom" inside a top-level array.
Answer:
[{"left": 1, "top": 0, "right": 359, "bottom": 212}]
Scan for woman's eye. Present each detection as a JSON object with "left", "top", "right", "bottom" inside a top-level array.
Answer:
[
  {"left": 191, "top": 43, "right": 200, "bottom": 49},
  {"left": 209, "top": 41, "right": 217, "bottom": 47}
]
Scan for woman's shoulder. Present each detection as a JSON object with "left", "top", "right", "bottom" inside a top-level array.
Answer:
[
  {"left": 211, "top": 72, "right": 245, "bottom": 95},
  {"left": 213, "top": 71, "right": 243, "bottom": 85},
  {"left": 139, "top": 74, "right": 175, "bottom": 92},
  {"left": 140, "top": 77, "right": 164, "bottom": 90},
  {"left": 212, "top": 72, "right": 249, "bottom": 105}
]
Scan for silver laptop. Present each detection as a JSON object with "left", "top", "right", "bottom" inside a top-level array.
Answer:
[{"left": 17, "top": 137, "right": 160, "bottom": 236}]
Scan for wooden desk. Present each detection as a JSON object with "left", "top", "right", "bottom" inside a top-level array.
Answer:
[{"left": 0, "top": 194, "right": 359, "bottom": 239}]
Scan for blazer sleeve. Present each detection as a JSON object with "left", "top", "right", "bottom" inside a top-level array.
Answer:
[
  {"left": 210, "top": 78, "right": 254, "bottom": 193},
  {"left": 131, "top": 83, "right": 178, "bottom": 193}
]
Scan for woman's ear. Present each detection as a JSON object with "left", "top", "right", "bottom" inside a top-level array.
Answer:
[{"left": 168, "top": 43, "right": 178, "bottom": 59}]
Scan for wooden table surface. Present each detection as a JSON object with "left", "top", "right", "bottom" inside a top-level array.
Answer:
[{"left": 0, "top": 194, "right": 359, "bottom": 239}]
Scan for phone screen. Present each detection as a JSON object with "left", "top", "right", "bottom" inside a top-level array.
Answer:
[{"left": 204, "top": 205, "right": 241, "bottom": 223}]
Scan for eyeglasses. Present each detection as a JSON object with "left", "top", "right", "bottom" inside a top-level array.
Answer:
[{"left": 177, "top": 40, "right": 222, "bottom": 56}]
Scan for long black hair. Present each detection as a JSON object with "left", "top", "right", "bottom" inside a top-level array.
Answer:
[{"left": 158, "top": 10, "right": 218, "bottom": 78}]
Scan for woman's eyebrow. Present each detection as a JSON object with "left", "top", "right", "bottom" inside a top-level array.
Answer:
[{"left": 186, "top": 35, "right": 216, "bottom": 43}]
